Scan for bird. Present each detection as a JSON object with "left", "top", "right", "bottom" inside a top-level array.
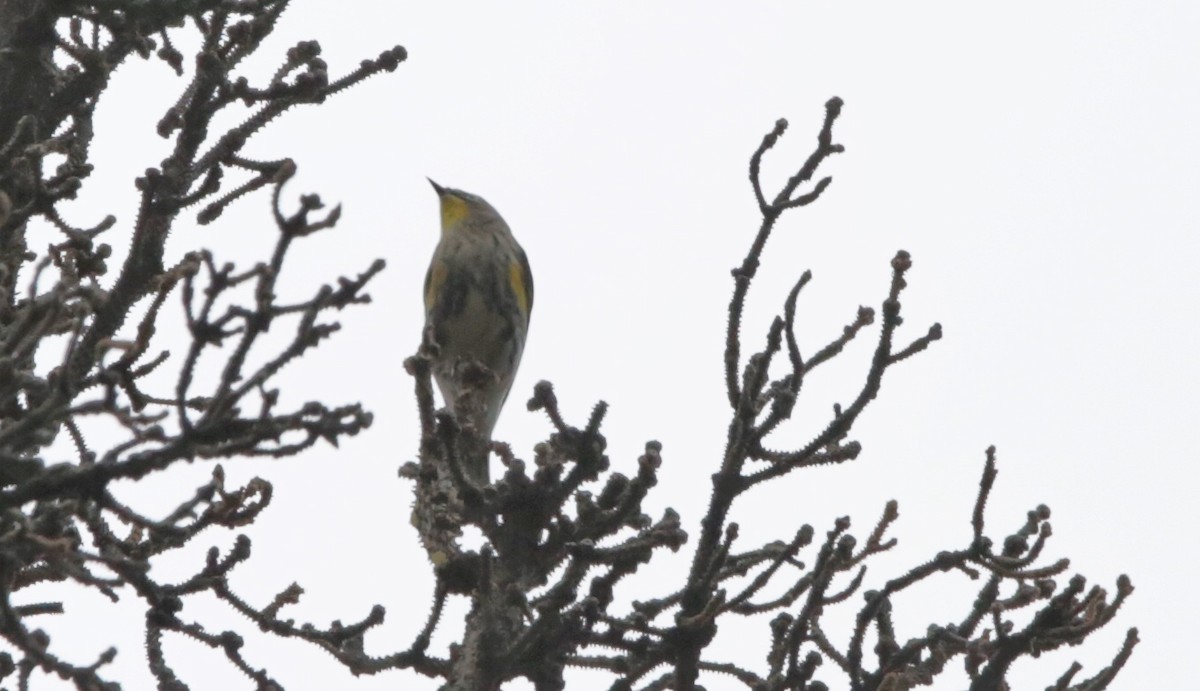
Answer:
[{"left": 423, "top": 180, "right": 533, "bottom": 482}]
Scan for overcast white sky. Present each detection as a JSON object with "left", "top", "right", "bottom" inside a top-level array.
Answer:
[{"left": 27, "top": 2, "right": 1199, "bottom": 689}]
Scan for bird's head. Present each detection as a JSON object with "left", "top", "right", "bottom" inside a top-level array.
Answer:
[{"left": 429, "top": 179, "right": 502, "bottom": 234}]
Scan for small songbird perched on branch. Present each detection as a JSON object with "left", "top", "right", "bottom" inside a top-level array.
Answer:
[{"left": 423, "top": 181, "right": 533, "bottom": 483}]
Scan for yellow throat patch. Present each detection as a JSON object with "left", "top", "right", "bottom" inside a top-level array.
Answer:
[{"left": 439, "top": 194, "right": 469, "bottom": 230}]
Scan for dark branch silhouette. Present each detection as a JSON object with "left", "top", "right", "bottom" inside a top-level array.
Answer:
[
  {"left": 403, "top": 99, "right": 1136, "bottom": 690},
  {"left": 0, "top": 2, "right": 1135, "bottom": 690},
  {"left": 0, "top": 1, "right": 399, "bottom": 687}
]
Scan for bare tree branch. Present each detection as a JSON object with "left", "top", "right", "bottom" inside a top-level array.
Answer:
[{"left": 0, "top": 3, "right": 1134, "bottom": 688}]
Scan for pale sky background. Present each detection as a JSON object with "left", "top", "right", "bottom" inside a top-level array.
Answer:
[{"left": 21, "top": 2, "right": 1199, "bottom": 689}]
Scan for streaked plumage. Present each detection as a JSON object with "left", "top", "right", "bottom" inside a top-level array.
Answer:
[{"left": 424, "top": 181, "right": 532, "bottom": 481}]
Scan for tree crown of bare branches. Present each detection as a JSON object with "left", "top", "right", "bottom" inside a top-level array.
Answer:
[{"left": 0, "top": 2, "right": 1134, "bottom": 690}]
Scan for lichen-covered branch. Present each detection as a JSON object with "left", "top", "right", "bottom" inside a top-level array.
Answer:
[
  {"left": 0, "top": 2, "right": 1135, "bottom": 687},
  {"left": 401, "top": 99, "right": 1135, "bottom": 691},
  {"left": 0, "top": 1, "right": 403, "bottom": 686}
]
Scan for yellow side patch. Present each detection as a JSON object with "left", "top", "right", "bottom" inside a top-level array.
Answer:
[
  {"left": 425, "top": 260, "right": 448, "bottom": 312},
  {"left": 440, "top": 195, "right": 469, "bottom": 229},
  {"left": 509, "top": 261, "right": 530, "bottom": 318}
]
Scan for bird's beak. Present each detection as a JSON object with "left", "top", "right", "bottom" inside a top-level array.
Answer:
[{"left": 427, "top": 178, "right": 445, "bottom": 196}]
